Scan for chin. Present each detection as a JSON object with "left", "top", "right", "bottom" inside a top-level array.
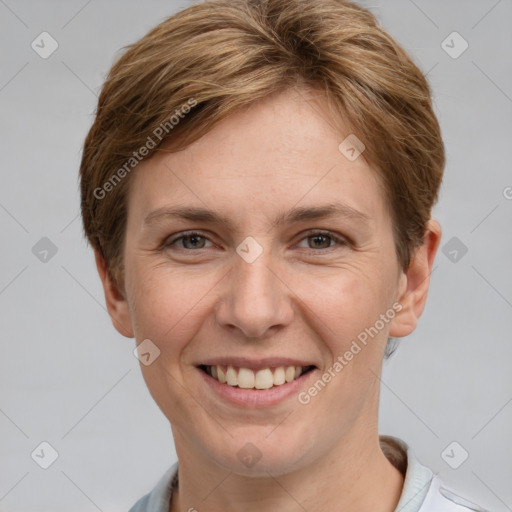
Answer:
[{"left": 203, "top": 424, "right": 316, "bottom": 478}]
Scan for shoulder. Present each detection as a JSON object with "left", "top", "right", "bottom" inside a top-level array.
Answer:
[
  {"left": 128, "top": 493, "right": 150, "bottom": 512},
  {"left": 128, "top": 462, "right": 178, "bottom": 512},
  {"left": 420, "top": 475, "right": 493, "bottom": 512},
  {"left": 379, "top": 436, "right": 492, "bottom": 512}
]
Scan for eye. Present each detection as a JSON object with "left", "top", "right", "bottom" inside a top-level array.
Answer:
[
  {"left": 164, "top": 231, "right": 213, "bottom": 250},
  {"left": 162, "top": 230, "right": 348, "bottom": 252},
  {"left": 297, "top": 230, "right": 348, "bottom": 251}
]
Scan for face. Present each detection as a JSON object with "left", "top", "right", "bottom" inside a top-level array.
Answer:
[{"left": 100, "top": 87, "right": 434, "bottom": 477}]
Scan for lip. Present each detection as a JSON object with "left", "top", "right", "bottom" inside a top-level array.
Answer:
[
  {"left": 197, "top": 365, "right": 318, "bottom": 408},
  {"left": 197, "top": 357, "right": 316, "bottom": 371}
]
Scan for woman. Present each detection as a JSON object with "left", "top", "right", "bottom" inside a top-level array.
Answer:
[{"left": 79, "top": 0, "right": 491, "bottom": 511}]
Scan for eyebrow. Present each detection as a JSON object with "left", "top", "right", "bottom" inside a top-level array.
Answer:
[{"left": 143, "top": 202, "right": 371, "bottom": 231}]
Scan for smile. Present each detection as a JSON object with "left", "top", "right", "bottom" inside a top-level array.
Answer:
[{"left": 199, "top": 364, "right": 316, "bottom": 390}]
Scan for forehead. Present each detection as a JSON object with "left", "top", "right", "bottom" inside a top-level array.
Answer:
[{"left": 126, "top": 88, "right": 389, "bottom": 230}]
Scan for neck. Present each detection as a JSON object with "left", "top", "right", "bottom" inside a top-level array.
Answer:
[{"left": 169, "top": 428, "right": 404, "bottom": 512}]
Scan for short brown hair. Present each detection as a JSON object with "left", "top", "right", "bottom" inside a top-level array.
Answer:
[{"left": 80, "top": 0, "right": 444, "bottom": 291}]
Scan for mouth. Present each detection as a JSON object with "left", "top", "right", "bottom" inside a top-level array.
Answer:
[{"left": 198, "top": 364, "right": 316, "bottom": 390}]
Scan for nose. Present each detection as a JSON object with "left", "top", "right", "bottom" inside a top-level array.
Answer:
[{"left": 214, "top": 247, "right": 294, "bottom": 339}]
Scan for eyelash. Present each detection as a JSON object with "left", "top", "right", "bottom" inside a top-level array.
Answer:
[{"left": 163, "top": 230, "right": 348, "bottom": 253}]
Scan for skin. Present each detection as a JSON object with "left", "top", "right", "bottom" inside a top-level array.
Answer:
[{"left": 95, "top": 87, "right": 441, "bottom": 512}]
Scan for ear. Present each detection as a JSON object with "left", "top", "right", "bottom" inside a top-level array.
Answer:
[
  {"left": 389, "top": 219, "right": 442, "bottom": 338},
  {"left": 94, "top": 249, "right": 134, "bottom": 338}
]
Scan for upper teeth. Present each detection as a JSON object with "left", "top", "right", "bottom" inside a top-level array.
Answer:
[{"left": 206, "top": 365, "right": 305, "bottom": 389}]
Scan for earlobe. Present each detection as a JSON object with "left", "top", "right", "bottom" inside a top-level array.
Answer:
[
  {"left": 94, "top": 249, "right": 134, "bottom": 339},
  {"left": 389, "top": 219, "right": 442, "bottom": 338}
]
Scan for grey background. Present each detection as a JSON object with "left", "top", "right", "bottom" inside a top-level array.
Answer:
[{"left": 1, "top": 0, "right": 511, "bottom": 511}]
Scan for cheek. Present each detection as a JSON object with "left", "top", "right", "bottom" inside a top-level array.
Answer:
[
  {"left": 297, "top": 271, "right": 388, "bottom": 412},
  {"left": 297, "top": 268, "right": 385, "bottom": 353},
  {"left": 127, "top": 261, "right": 219, "bottom": 349},
  {"left": 126, "top": 264, "right": 218, "bottom": 426}
]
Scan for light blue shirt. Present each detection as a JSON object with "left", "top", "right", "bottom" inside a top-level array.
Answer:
[{"left": 128, "top": 436, "right": 491, "bottom": 512}]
